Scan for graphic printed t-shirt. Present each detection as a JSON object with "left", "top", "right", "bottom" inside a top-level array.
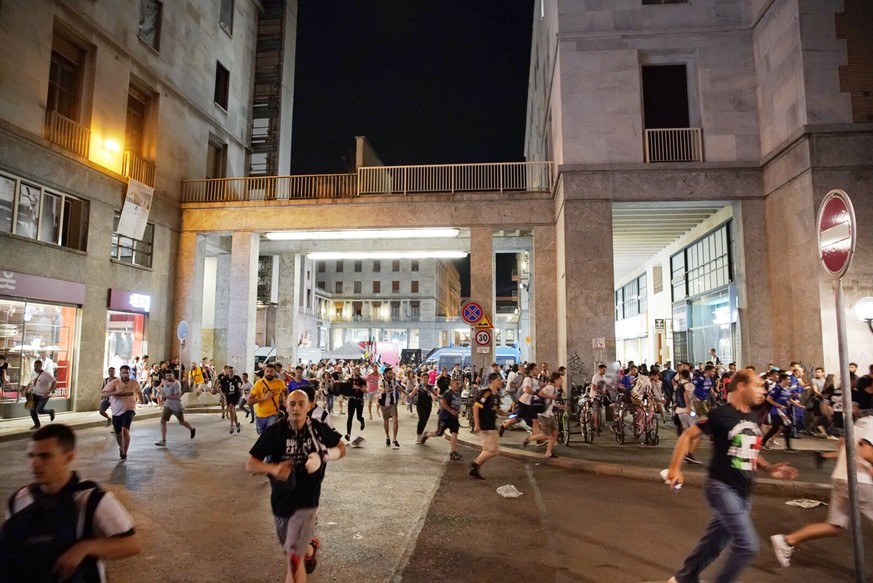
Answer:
[
  {"left": 767, "top": 385, "right": 792, "bottom": 415},
  {"left": 475, "top": 391, "right": 498, "bottom": 430},
  {"left": 248, "top": 418, "right": 342, "bottom": 517},
  {"left": 438, "top": 389, "right": 461, "bottom": 421},
  {"left": 219, "top": 375, "right": 243, "bottom": 396},
  {"left": 163, "top": 380, "right": 183, "bottom": 412},
  {"left": 696, "top": 404, "right": 762, "bottom": 498},
  {"left": 365, "top": 373, "right": 380, "bottom": 394}
]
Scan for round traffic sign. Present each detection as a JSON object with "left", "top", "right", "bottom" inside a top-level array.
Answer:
[
  {"left": 461, "top": 300, "right": 484, "bottom": 325},
  {"left": 177, "top": 320, "right": 189, "bottom": 341},
  {"left": 474, "top": 329, "right": 492, "bottom": 346},
  {"left": 817, "top": 189, "right": 856, "bottom": 278}
]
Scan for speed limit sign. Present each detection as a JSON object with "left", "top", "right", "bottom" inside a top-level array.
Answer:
[{"left": 474, "top": 329, "right": 492, "bottom": 346}]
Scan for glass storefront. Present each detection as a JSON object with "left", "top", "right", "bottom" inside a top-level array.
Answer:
[
  {"left": 104, "top": 311, "right": 146, "bottom": 374},
  {"left": 0, "top": 299, "right": 78, "bottom": 416},
  {"left": 686, "top": 286, "right": 737, "bottom": 365}
]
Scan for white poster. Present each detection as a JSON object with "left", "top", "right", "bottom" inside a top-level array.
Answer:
[{"left": 117, "top": 178, "right": 154, "bottom": 240}]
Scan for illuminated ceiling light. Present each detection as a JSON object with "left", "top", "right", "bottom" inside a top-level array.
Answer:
[
  {"left": 265, "top": 228, "right": 460, "bottom": 241},
  {"left": 306, "top": 251, "right": 468, "bottom": 260},
  {"left": 103, "top": 139, "right": 120, "bottom": 153}
]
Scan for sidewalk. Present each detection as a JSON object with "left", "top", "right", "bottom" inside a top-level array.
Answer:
[{"left": 455, "top": 418, "right": 840, "bottom": 498}]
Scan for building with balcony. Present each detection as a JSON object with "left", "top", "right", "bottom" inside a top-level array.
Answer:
[{"left": 0, "top": 0, "right": 297, "bottom": 418}]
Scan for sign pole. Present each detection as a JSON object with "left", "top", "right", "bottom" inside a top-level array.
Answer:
[{"left": 835, "top": 278, "right": 865, "bottom": 583}]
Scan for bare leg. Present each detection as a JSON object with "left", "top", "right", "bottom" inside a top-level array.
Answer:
[
  {"left": 449, "top": 431, "right": 459, "bottom": 454},
  {"left": 160, "top": 420, "right": 168, "bottom": 441},
  {"left": 785, "top": 523, "right": 843, "bottom": 547},
  {"left": 121, "top": 427, "right": 131, "bottom": 455},
  {"left": 392, "top": 416, "right": 399, "bottom": 440}
]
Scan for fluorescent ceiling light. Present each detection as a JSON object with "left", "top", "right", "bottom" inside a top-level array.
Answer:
[
  {"left": 266, "top": 228, "right": 460, "bottom": 241},
  {"left": 307, "top": 251, "right": 468, "bottom": 260}
]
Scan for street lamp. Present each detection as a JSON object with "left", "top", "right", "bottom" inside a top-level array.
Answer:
[{"left": 854, "top": 296, "right": 873, "bottom": 335}]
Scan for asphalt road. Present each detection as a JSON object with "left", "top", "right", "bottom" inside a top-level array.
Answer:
[{"left": 0, "top": 410, "right": 870, "bottom": 582}]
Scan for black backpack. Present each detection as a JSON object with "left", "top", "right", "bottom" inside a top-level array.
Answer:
[{"left": 0, "top": 476, "right": 105, "bottom": 583}]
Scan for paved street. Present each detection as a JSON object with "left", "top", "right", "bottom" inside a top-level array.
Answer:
[{"left": 0, "top": 410, "right": 870, "bottom": 582}]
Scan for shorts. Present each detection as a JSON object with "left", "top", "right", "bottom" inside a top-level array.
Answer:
[
  {"left": 380, "top": 404, "right": 398, "bottom": 419},
  {"left": 516, "top": 403, "right": 533, "bottom": 425},
  {"left": 435, "top": 416, "right": 460, "bottom": 436},
  {"left": 480, "top": 429, "right": 499, "bottom": 453},
  {"left": 225, "top": 394, "right": 240, "bottom": 406},
  {"left": 538, "top": 414, "right": 557, "bottom": 434},
  {"left": 99, "top": 398, "right": 111, "bottom": 413},
  {"left": 366, "top": 391, "right": 377, "bottom": 402},
  {"left": 677, "top": 412, "right": 695, "bottom": 430},
  {"left": 112, "top": 410, "right": 135, "bottom": 433},
  {"left": 274, "top": 507, "right": 318, "bottom": 557},
  {"left": 161, "top": 406, "right": 185, "bottom": 423},
  {"left": 826, "top": 480, "right": 873, "bottom": 529}
]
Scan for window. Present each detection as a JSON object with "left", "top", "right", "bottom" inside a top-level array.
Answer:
[
  {"left": 354, "top": 260, "right": 362, "bottom": 272},
  {"left": 47, "top": 34, "right": 85, "bottom": 121},
  {"left": 306, "top": 270, "right": 310, "bottom": 280},
  {"left": 372, "top": 281, "right": 381, "bottom": 294},
  {"left": 354, "top": 281, "right": 362, "bottom": 294},
  {"left": 373, "top": 260, "right": 381, "bottom": 272},
  {"left": 317, "top": 281, "right": 325, "bottom": 290},
  {"left": 411, "top": 260, "right": 419, "bottom": 272},
  {"left": 642, "top": 65, "right": 689, "bottom": 129},
  {"left": 214, "top": 61, "right": 230, "bottom": 110},
  {"left": 671, "top": 223, "right": 732, "bottom": 302},
  {"left": 614, "top": 274, "right": 648, "bottom": 321},
  {"left": 219, "top": 0, "right": 234, "bottom": 35},
  {"left": 335, "top": 281, "right": 343, "bottom": 294},
  {"left": 138, "top": 0, "right": 162, "bottom": 52},
  {"left": 335, "top": 260, "right": 344, "bottom": 273},
  {"left": 372, "top": 302, "right": 381, "bottom": 319},
  {"left": 392, "top": 260, "right": 400, "bottom": 272},
  {"left": 112, "top": 213, "right": 153, "bottom": 267},
  {"left": 317, "top": 261, "right": 325, "bottom": 273},
  {"left": 125, "top": 87, "right": 149, "bottom": 157},
  {"left": 392, "top": 281, "right": 400, "bottom": 293},
  {"left": 306, "top": 289, "right": 311, "bottom": 308},
  {"left": 390, "top": 301, "right": 400, "bottom": 319},
  {"left": 411, "top": 281, "right": 419, "bottom": 293},
  {"left": 410, "top": 301, "right": 420, "bottom": 320},
  {"left": 0, "top": 171, "right": 88, "bottom": 251},
  {"left": 652, "top": 264, "right": 664, "bottom": 294},
  {"left": 206, "top": 136, "right": 227, "bottom": 179}
]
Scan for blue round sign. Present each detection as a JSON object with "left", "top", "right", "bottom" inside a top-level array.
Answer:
[
  {"left": 461, "top": 300, "right": 484, "bottom": 325},
  {"left": 177, "top": 320, "right": 189, "bottom": 341}
]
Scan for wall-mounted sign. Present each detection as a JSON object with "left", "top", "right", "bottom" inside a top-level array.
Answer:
[
  {"left": 0, "top": 269, "right": 85, "bottom": 305},
  {"left": 108, "top": 288, "right": 151, "bottom": 314}
]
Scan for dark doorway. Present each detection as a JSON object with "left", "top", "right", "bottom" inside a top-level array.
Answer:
[{"left": 642, "top": 65, "right": 690, "bottom": 129}]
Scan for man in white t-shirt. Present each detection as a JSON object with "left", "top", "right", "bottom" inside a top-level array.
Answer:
[
  {"left": 770, "top": 415, "right": 873, "bottom": 567},
  {"left": 589, "top": 364, "right": 614, "bottom": 433},
  {"left": 1, "top": 424, "right": 141, "bottom": 581},
  {"left": 154, "top": 371, "right": 195, "bottom": 446},
  {"left": 101, "top": 365, "right": 141, "bottom": 461},
  {"left": 26, "top": 359, "right": 57, "bottom": 430}
]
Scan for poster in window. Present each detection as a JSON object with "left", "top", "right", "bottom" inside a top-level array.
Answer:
[{"left": 117, "top": 178, "right": 153, "bottom": 240}]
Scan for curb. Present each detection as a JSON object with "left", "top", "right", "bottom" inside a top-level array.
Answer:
[{"left": 455, "top": 434, "right": 832, "bottom": 498}]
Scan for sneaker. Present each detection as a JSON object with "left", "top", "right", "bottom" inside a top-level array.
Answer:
[
  {"left": 684, "top": 453, "right": 703, "bottom": 465},
  {"left": 222, "top": 413, "right": 226, "bottom": 420},
  {"left": 155, "top": 440, "right": 166, "bottom": 447},
  {"left": 386, "top": 438, "right": 391, "bottom": 447},
  {"left": 360, "top": 421, "right": 365, "bottom": 431},
  {"left": 420, "top": 434, "right": 429, "bottom": 445},
  {"left": 236, "top": 422, "right": 241, "bottom": 433},
  {"left": 770, "top": 534, "right": 794, "bottom": 567},
  {"left": 449, "top": 451, "right": 463, "bottom": 461},
  {"left": 393, "top": 440, "right": 400, "bottom": 449},
  {"left": 304, "top": 537, "right": 320, "bottom": 574},
  {"left": 344, "top": 434, "right": 351, "bottom": 442},
  {"left": 229, "top": 427, "right": 234, "bottom": 434},
  {"left": 120, "top": 453, "right": 127, "bottom": 460},
  {"left": 469, "top": 463, "right": 484, "bottom": 480},
  {"left": 190, "top": 427, "right": 196, "bottom": 439},
  {"left": 498, "top": 425, "right": 505, "bottom": 438},
  {"left": 826, "top": 434, "right": 839, "bottom": 441},
  {"left": 49, "top": 410, "right": 55, "bottom": 421}
]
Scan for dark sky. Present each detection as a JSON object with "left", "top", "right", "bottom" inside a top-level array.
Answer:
[{"left": 290, "top": 0, "right": 536, "bottom": 173}]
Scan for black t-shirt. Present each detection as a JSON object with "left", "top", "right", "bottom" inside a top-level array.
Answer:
[
  {"left": 248, "top": 418, "right": 342, "bottom": 517},
  {"left": 219, "top": 374, "right": 243, "bottom": 396},
  {"left": 436, "top": 375, "right": 450, "bottom": 392},
  {"left": 696, "top": 404, "right": 762, "bottom": 498},
  {"left": 350, "top": 376, "right": 366, "bottom": 400},
  {"left": 475, "top": 390, "right": 498, "bottom": 430}
]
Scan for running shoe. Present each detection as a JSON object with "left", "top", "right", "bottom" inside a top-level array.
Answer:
[
  {"left": 469, "top": 463, "right": 484, "bottom": 480},
  {"left": 419, "top": 434, "right": 429, "bottom": 445},
  {"left": 344, "top": 434, "right": 351, "bottom": 442},
  {"left": 49, "top": 410, "right": 55, "bottom": 421},
  {"left": 229, "top": 427, "right": 234, "bottom": 434},
  {"left": 304, "top": 538, "right": 320, "bottom": 574},
  {"left": 498, "top": 425, "right": 505, "bottom": 438},
  {"left": 449, "top": 451, "right": 463, "bottom": 461},
  {"left": 190, "top": 427, "right": 196, "bottom": 439},
  {"left": 770, "top": 534, "right": 794, "bottom": 567},
  {"left": 684, "top": 453, "right": 703, "bottom": 465},
  {"left": 236, "top": 422, "right": 241, "bottom": 433},
  {"left": 386, "top": 438, "right": 391, "bottom": 446},
  {"left": 393, "top": 440, "right": 400, "bottom": 449},
  {"left": 155, "top": 440, "right": 166, "bottom": 447}
]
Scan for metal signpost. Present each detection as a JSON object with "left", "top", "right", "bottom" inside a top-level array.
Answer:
[
  {"left": 816, "top": 189, "right": 864, "bottom": 583},
  {"left": 177, "top": 320, "right": 188, "bottom": 388}
]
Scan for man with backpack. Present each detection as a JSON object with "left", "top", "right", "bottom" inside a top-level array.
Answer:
[{"left": 0, "top": 424, "right": 142, "bottom": 582}]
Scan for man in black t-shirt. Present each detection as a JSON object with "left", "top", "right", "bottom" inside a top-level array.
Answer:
[
  {"left": 470, "top": 373, "right": 506, "bottom": 479},
  {"left": 219, "top": 366, "right": 244, "bottom": 434},
  {"left": 665, "top": 369, "right": 798, "bottom": 583},
  {"left": 346, "top": 366, "right": 366, "bottom": 441},
  {"left": 246, "top": 389, "right": 345, "bottom": 582}
]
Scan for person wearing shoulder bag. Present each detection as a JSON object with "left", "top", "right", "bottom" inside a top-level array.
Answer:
[{"left": 25, "top": 359, "right": 57, "bottom": 430}]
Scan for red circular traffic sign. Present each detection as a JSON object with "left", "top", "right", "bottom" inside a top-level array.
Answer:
[
  {"left": 817, "top": 189, "right": 856, "bottom": 278},
  {"left": 461, "top": 300, "right": 484, "bottom": 325},
  {"left": 474, "top": 329, "right": 492, "bottom": 346}
]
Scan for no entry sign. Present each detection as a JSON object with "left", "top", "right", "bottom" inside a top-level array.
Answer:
[{"left": 817, "top": 189, "right": 856, "bottom": 278}]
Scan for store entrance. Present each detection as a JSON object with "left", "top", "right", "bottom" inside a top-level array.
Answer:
[{"left": 104, "top": 311, "right": 146, "bottom": 375}]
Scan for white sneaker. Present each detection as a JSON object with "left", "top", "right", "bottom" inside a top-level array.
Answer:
[{"left": 770, "top": 534, "right": 794, "bottom": 567}]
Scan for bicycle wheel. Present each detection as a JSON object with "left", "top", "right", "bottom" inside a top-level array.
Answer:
[
  {"left": 614, "top": 416, "right": 625, "bottom": 444},
  {"left": 649, "top": 416, "right": 660, "bottom": 446},
  {"left": 584, "top": 412, "right": 595, "bottom": 444},
  {"left": 559, "top": 412, "right": 570, "bottom": 446},
  {"left": 458, "top": 406, "right": 469, "bottom": 429}
]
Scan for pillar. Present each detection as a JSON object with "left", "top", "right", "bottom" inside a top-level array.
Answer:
[
  {"left": 531, "top": 226, "right": 558, "bottom": 367},
  {"left": 275, "top": 253, "right": 297, "bottom": 363},
  {"left": 212, "top": 253, "right": 232, "bottom": 367},
  {"left": 469, "top": 227, "right": 494, "bottom": 374},
  {"left": 172, "top": 232, "right": 206, "bottom": 362},
  {"left": 227, "top": 232, "right": 259, "bottom": 377},
  {"left": 733, "top": 200, "right": 774, "bottom": 368}
]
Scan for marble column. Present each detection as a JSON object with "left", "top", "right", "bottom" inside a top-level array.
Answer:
[
  {"left": 733, "top": 200, "right": 774, "bottom": 369},
  {"left": 557, "top": 200, "right": 615, "bottom": 373},
  {"left": 227, "top": 232, "right": 259, "bottom": 377},
  {"left": 212, "top": 253, "right": 232, "bottom": 367},
  {"left": 172, "top": 232, "right": 205, "bottom": 363},
  {"left": 469, "top": 227, "right": 495, "bottom": 374},
  {"left": 532, "top": 226, "right": 558, "bottom": 367},
  {"left": 275, "top": 253, "right": 297, "bottom": 363}
]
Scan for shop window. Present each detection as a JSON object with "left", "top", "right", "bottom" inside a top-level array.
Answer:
[
  {"left": 111, "top": 213, "right": 154, "bottom": 268},
  {"left": 0, "top": 171, "right": 88, "bottom": 251},
  {"left": 214, "top": 61, "right": 230, "bottom": 110},
  {"left": 138, "top": 0, "right": 162, "bottom": 52}
]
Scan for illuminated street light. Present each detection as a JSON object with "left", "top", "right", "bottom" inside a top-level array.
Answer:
[{"left": 854, "top": 296, "right": 873, "bottom": 335}]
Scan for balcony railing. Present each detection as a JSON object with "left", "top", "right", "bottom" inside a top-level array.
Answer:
[
  {"left": 357, "top": 161, "right": 553, "bottom": 195},
  {"left": 644, "top": 128, "right": 703, "bottom": 163},
  {"left": 44, "top": 111, "right": 90, "bottom": 158},
  {"left": 122, "top": 151, "right": 156, "bottom": 187},
  {"left": 182, "top": 173, "right": 358, "bottom": 202}
]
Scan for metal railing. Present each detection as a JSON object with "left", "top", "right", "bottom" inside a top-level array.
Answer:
[
  {"left": 357, "top": 161, "right": 553, "bottom": 195},
  {"left": 181, "top": 173, "right": 357, "bottom": 202},
  {"left": 122, "top": 151, "right": 156, "bottom": 187},
  {"left": 644, "top": 128, "right": 703, "bottom": 163},
  {"left": 44, "top": 111, "right": 90, "bottom": 158}
]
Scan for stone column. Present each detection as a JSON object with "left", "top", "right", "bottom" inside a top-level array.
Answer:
[
  {"left": 275, "top": 253, "right": 297, "bottom": 363},
  {"left": 227, "top": 232, "right": 259, "bottom": 378},
  {"left": 212, "top": 253, "right": 232, "bottom": 367},
  {"left": 733, "top": 200, "right": 774, "bottom": 368},
  {"left": 172, "top": 232, "right": 205, "bottom": 362},
  {"left": 532, "top": 226, "right": 558, "bottom": 367},
  {"left": 469, "top": 227, "right": 494, "bottom": 374},
  {"left": 557, "top": 199, "right": 615, "bottom": 373}
]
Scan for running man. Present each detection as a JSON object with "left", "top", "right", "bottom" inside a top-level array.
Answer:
[
  {"left": 240, "top": 372, "right": 254, "bottom": 423},
  {"left": 420, "top": 378, "right": 463, "bottom": 461},
  {"left": 345, "top": 366, "right": 366, "bottom": 441},
  {"left": 246, "top": 390, "right": 346, "bottom": 583},
  {"left": 219, "top": 365, "right": 243, "bottom": 434},
  {"left": 666, "top": 368, "right": 798, "bottom": 583},
  {"left": 524, "top": 371, "right": 562, "bottom": 458},
  {"left": 470, "top": 373, "right": 506, "bottom": 479},
  {"left": 379, "top": 367, "right": 402, "bottom": 448},
  {"left": 98, "top": 367, "right": 116, "bottom": 427},
  {"left": 101, "top": 364, "right": 141, "bottom": 461},
  {"left": 365, "top": 364, "right": 381, "bottom": 420},
  {"left": 154, "top": 370, "right": 195, "bottom": 446},
  {"left": 25, "top": 359, "right": 57, "bottom": 430},
  {"left": 247, "top": 363, "right": 285, "bottom": 435}
]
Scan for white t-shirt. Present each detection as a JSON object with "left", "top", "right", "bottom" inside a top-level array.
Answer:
[
  {"left": 589, "top": 373, "right": 613, "bottom": 399},
  {"left": 832, "top": 416, "right": 873, "bottom": 485},
  {"left": 538, "top": 383, "right": 556, "bottom": 417},
  {"left": 519, "top": 376, "right": 538, "bottom": 406},
  {"left": 28, "top": 370, "right": 55, "bottom": 397},
  {"left": 162, "top": 380, "right": 183, "bottom": 413},
  {"left": 105, "top": 378, "right": 139, "bottom": 416}
]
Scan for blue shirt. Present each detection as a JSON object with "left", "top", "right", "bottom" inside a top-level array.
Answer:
[{"left": 768, "top": 385, "right": 793, "bottom": 416}]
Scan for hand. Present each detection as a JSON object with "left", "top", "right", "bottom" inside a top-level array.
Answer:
[
  {"left": 667, "top": 469, "right": 684, "bottom": 490},
  {"left": 272, "top": 460, "right": 293, "bottom": 481},
  {"left": 305, "top": 452, "right": 322, "bottom": 474},
  {"left": 767, "top": 462, "right": 798, "bottom": 481},
  {"left": 54, "top": 541, "right": 90, "bottom": 580},
  {"left": 473, "top": 426, "right": 480, "bottom": 434}
]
